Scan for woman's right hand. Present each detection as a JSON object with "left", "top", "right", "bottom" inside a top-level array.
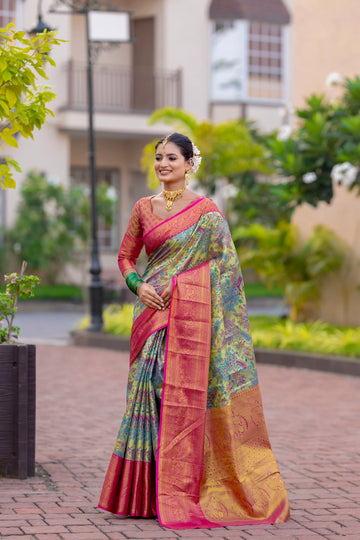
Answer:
[{"left": 137, "top": 282, "right": 165, "bottom": 310}]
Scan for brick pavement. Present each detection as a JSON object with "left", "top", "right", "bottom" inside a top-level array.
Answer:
[{"left": 0, "top": 344, "right": 359, "bottom": 540}]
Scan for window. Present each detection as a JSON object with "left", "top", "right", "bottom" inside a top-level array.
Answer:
[
  {"left": 70, "top": 167, "right": 119, "bottom": 251},
  {"left": 210, "top": 19, "right": 284, "bottom": 102},
  {"left": 248, "top": 22, "right": 283, "bottom": 99},
  {"left": 0, "top": 0, "right": 16, "bottom": 27},
  {"left": 211, "top": 20, "right": 246, "bottom": 102}
]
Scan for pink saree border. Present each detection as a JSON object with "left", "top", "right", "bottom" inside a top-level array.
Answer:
[
  {"left": 130, "top": 308, "right": 169, "bottom": 365},
  {"left": 98, "top": 454, "right": 156, "bottom": 517},
  {"left": 144, "top": 197, "right": 205, "bottom": 240},
  {"left": 156, "top": 262, "right": 213, "bottom": 528},
  {"left": 155, "top": 275, "right": 175, "bottom": 523}
]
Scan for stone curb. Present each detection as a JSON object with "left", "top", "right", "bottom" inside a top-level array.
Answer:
[
  {"left": 70, "top": 330, "right": 131, "bottom": 352},
  {"left": 18, "top": 300, "right": 86, "bottom": 313},
  {"left": 254, "top": 347, "right": 360, "bottom": 377},
  {"left": 70, "top": 330, "right": 360, "bottom": 377}
]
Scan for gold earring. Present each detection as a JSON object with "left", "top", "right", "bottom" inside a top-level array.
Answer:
[{"left": 185, "top": 171, "right": 189, "bottom": 186}]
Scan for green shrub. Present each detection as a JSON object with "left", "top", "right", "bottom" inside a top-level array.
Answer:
[
  {"left": 9, "top": 171, "right": 116, "bottom": 283},
  {"left": 251, "top": 316, "right": 360, "bottom": 358},
  {"left": 244, "top": 282, "right": 283, "bottom": 298},
  {"left": 267, "top": 76, "right": 360, "bottom": 207},
  {"left": 78, "top": 304, "right": 360, "bottom": 358},
  {"left": 79, "top": 303, "right": 134, "bottom": 336},
  {"left": 234, "top": 222, "right": 347, "bottom": 322}
]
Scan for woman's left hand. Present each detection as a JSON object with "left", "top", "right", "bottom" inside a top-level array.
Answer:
[{"left": 161, "top": 280, "right": 173, "bottom": 309}]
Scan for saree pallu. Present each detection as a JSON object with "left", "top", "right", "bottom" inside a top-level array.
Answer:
[{"left": 99, "top": 197, "right": 290, "bottom": 529}]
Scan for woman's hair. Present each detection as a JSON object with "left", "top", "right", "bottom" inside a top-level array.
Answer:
[{"left": 155, "top": 132, "right": 193, "bottom": 161}]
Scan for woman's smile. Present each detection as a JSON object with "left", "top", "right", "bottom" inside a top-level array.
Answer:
[{"left": 154, "top": 141, "right": 189, "bottom": 187}]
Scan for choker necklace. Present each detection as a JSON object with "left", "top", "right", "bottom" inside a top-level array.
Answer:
[{"left": 162, "top": 187, "right": 186, "bottom": 211}]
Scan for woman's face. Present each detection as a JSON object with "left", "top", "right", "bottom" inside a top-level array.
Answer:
[{"left": 154, "top": 141, "right": 191, "bottom": 186}]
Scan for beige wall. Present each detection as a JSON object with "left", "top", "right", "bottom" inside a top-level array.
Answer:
[
  {"left": 292, "top": 0, "right": 360, "bottom": 325},
  {"left": 293, "top": 0, "right": 360, "bottom": 108},
  {"left": 163, "top": 0, "right": 210, "bottom": 120}
]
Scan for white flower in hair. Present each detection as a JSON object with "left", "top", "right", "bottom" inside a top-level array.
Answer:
[{"left": 189, "top": 143, "right": 202, "bottom": 175}]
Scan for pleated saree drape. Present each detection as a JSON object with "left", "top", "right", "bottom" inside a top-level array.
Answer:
[{"left": 98, "top": 197, "right": 290, "bottom": 529}]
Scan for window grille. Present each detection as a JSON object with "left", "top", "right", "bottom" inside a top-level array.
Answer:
[
  {"left": 210, "top": 19, "right": 285, "bottom": 102},
  {"left": 248, "top": 22, "right": 283, "bottom": 99},
  {"left": 0, "top": 0, "right": 16, "bottom": 28}
]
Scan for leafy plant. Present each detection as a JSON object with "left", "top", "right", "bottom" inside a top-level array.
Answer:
[
  {"left": 227, "top": 171, "right": 295, "bottom": 228},
  {"left": 267, "top": 76, "right": 360, "bottom": 207},
  {"left": 8, "top": 171, "right": 116, "bottom": 283},
  {"left": 0, "top": 261, "right": 39, "bottom": 343},
  {"left": 79, "top": 303, "right": 134, "bottom": 336},
  {"left": 0, "top": 23, "right": 63, "bottom": 189},
  {"left": 251, "top": 316, "right": 360, "bottom": 358},
  {"left": 234, "top": 222, "right": 347, "bottom": 322}
]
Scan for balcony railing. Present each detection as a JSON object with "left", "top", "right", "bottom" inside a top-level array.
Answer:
[{"left": 65, "top": 61, "right": 182, "bottom": 113}]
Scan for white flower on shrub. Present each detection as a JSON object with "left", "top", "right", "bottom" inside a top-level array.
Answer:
[
  {"left": 13, "top": 242, "right": 21, "bottom": 254},
  {"left": 106, "top": 186, "right": 117, "bottom": 201},
  {"left": 277, "top": 124, "right": 292, "bottom": 141},
  {"left": 278, "top": 105, "right": 296, "bottom": 120},
  {"left": 44, "top": 199, "right": 57, "bottom": 217},
  {"left": 302, "top": 172, "right": 317, "bottom": 184},
  {"left": 331, "top": 162, "right": 358, "bottom": 186},
  {"left": 222, "top": 183, "right": 238, "bottom": 199},
  {"left": 48, "top": 175, "right": 60, "bottom": 186},
  {"left": 325, "top": 72, "right": 342, "bottom": 87}
]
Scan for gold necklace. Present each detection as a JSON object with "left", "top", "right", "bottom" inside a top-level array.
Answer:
[{"left": 162, "top": 187, "right": 186, "bottom": 211}]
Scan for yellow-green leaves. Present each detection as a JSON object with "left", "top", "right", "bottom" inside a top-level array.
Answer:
[
  {"left": 0, "top": 23, "right": 64, "bottom": 190},
  {"left": 1, "top": 128, "right": 18, "bottom": 148}
]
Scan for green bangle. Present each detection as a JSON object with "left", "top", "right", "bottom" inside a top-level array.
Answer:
[
  {"left": 134, "top": 279, "right": 143, "bottom": 294},
  {"left": 125, "top": 272, "right": 144, "bottom": 295}
]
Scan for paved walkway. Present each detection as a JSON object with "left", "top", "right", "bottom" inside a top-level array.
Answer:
[{"left": 0, "top": 344, "right": 359, "bottom": 539}]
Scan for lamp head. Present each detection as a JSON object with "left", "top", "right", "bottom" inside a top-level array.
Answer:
[{"left": 29, "top": 14, "right": 54, "bottom": 36}]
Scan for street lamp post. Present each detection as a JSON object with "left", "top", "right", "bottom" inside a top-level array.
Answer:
[
  {"left": 41, "top": 1, "right": 133, "bottom": 331},
  {"left": 85, "top": 12, "right": 102, "bottom": 331}
]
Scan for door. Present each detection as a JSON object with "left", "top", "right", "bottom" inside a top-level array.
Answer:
[{"left": 133, "top": 17, "right": 155, "bottom": 111}]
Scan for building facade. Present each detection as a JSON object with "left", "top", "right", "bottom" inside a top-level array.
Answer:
[
  {"left": 3, "top": 0, "right": 358, "bottom": 324},
  {"left": 1, "top": 0, "right": 292, "bottom": 276}
]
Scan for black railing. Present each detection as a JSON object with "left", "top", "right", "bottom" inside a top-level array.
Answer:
[{"left": 66, "top": 61, "right": 182, "bottom": 113}]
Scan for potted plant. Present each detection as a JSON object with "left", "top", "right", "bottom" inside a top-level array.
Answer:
[{"left": 0, "top": 261, "right": 39, "bottom": 479}]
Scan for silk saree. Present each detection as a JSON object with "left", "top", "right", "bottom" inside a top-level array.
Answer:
[{"left": 98, "top": 196, "right": 290, "bottom": 529}]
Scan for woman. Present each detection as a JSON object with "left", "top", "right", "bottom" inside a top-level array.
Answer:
[{"left": 98, "top": 133, "right": 290, "bottom": 529}]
